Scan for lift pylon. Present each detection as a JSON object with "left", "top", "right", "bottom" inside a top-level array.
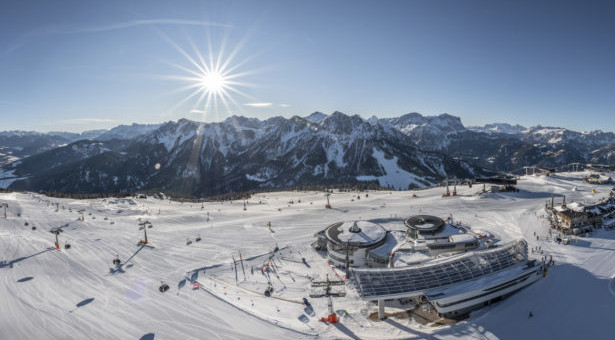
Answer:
[{"left": 310, "top": 274, "right": 346, "bottom": 323}]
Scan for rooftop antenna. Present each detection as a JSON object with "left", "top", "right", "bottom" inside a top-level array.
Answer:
[
  {"left": 551, "top": 196, "right": 555, "bottom": 209},
  {"left": 349, "top": 221, "right": 361, "bottom": 233}
]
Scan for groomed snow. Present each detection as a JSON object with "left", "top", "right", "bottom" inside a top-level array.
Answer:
[
  {"left": 2, "top": 171, "right": 615, "bottom": 339},
  {"left": 356, "top": 148, "right": 427, "bottom": 190}
]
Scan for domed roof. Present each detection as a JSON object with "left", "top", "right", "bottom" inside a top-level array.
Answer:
[
  {"left": 404, "top": 215, "right": 445, "bottom": 233},
  {"left": 325, "top": 221, "right": 386, "bottom": 247}
]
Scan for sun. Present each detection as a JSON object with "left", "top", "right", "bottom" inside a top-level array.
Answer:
[
  {"left": 162, "top": 32, "right": 255, "bottom": 119},
  {"left": 200, "top": 70, "right": 226, "bottom": 94}
]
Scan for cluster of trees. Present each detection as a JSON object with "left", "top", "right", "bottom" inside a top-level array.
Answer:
[
  {"left": 41, "top": 191, "right": 133, "bottom": 199},
  {"left": 286, "top": 182, "right": 387, "bottom": 192},
  {"left": 8, "top": 181, "right": 393, "bottom": 202}
]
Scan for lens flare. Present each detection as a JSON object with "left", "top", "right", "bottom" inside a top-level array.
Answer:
[{"left": 162, "top": 31, "right": 256, "bottom": 120}]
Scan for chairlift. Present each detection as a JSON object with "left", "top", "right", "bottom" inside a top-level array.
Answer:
[
  {"left": 64, "top": 243, "right": 71, "bottom": 249},
  {"left": 112, "top": 255, "right": 121, "bottom": 265},
  {"left": 264, "top": 285, "right": 274, "bottom": 297},
  {"left": 195, "top": 235, "right": 202, "bottom": 242},
  {"left": 159, "top": 282, "right": 170, "bottom": 293},
  {"left": 31, "top": 226, "right": 36, "bottom": 230},
  {"left": 186, "top": 238, "right": 192, "bottom": 245}
]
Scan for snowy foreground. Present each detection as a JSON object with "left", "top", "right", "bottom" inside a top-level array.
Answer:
[{"left": 2, "top": 172, "right": 615, "bottom": 340}]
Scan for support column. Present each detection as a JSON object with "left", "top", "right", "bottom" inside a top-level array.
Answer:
[{"left": 378, "top": 299, "right": 385, "bottom": 320}]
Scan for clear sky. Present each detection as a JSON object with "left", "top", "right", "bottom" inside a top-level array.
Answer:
[{"left": 1, "top": 0, "right": 614, "bottom": 133}]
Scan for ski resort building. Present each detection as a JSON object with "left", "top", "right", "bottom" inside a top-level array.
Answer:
[
  {"left": 351, "top": 239, "right": 543, "bottom": 319},
  {"left": 547, "top": 196, "right": 615, "bottom": 233},
  {"left": 403, "top": 215, "right": 479, "bottom": 255},
  {"left": 583, "top": 173, "right": 613, "bottom": 185},
  {"left": 404, "top": 215, "right": 447, "bottom": 239},
  {"left": 365, "top": 231, "right": 406, "bottom": 268},
  {"left": 321, "top": 216, "right": 480, "bottom": 269},
  {"left": 324, "top": 221, "right": 387, "bottom": 268}
]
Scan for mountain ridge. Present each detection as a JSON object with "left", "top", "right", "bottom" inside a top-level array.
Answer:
[{"left": 2, "top": 111, "right": 614, "bottom": 197}]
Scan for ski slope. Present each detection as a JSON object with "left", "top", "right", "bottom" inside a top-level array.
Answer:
[{"left": 2, "top": 172, "right": 615, "bottom": 339}]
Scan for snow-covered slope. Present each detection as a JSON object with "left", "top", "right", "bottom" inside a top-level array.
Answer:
[{"left": 2, "top": 172, "right": 615, "bottom": 339}]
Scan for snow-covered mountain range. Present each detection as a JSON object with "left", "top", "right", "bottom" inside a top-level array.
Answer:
[{"left": 1, "top": 111, "right": 614, "bottom": 196}]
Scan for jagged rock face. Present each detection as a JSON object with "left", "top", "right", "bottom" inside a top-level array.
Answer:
[
  {"left": 379, "top": 113, "right": 465, "bottom": 151},
  {"left": 3, "top": 111, "right": 615, "bottom": 196},
  {"left": 384, "top": 116, "right": 615, "bottom": 172},
  {"left": 3, "top": 112, "right": 488, "bottom": 196}
]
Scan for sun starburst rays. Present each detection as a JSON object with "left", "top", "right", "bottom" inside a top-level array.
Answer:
[{"left": 163, "top": 32, "right": 254, "bottom": 121}]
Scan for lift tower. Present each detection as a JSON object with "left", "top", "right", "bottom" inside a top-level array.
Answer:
[{"left": 310, "top": 274, "right": 346, "bottom": 323}]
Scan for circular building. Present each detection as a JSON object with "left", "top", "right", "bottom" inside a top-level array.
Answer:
[
  {"left": 404, "top": 215, "right": 445, "bottom": 239},
  {"left": 325, "top": 221, "right": 387, "bottom": 268}
]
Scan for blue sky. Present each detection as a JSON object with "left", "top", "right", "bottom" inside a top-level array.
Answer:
[{"left": 1, "top": 0, "right": 614, "bottom": 132}]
